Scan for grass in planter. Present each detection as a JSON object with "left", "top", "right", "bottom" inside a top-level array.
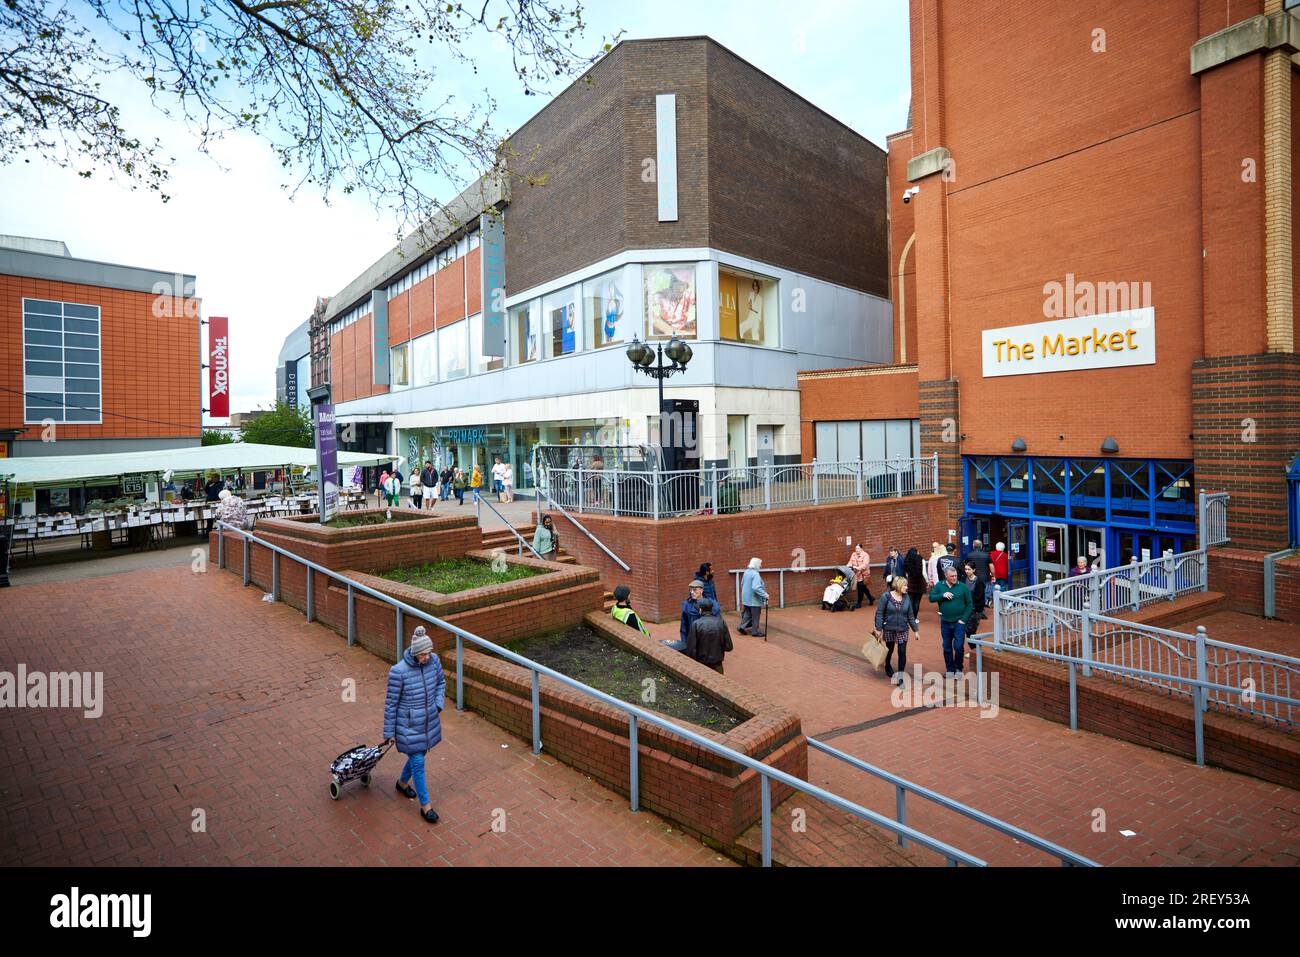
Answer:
[
  {"left": 378, "top": 557, "right": 541, "bottom": 593},
  {"left": 324, "top": 513, "right": 389, "bottom": 528},
  {"left": 504, "top": 627, "right": 743, "bottom": 731}
]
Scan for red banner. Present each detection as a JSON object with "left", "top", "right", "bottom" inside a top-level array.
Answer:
[{"left": 208, "top": 316, "right": 230, "bottom": 418}]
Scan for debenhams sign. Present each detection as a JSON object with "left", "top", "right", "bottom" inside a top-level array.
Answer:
[{"left": 981, "top": 307, "right": 1155, "bottom": 378}]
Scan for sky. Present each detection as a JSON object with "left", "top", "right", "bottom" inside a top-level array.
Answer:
[{"left": 0, "top": 0, "right": 911, "bottom": 420}]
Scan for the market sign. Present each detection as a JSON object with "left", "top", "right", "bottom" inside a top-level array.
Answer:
[{"left": 982, "top": 307, "right": 1155, "bottom": 378}]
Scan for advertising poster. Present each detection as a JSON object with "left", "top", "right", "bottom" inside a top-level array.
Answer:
[
  {"left": 315, "top": 404, "right": 338, "bottom": 522},
  {"left": 600, "top": 275, "right": 623, "bottom": 345},
  {"left": 741, "top": 278, "right": 764, "bottom": 342},
  {"left": 719, "top": 272, "right": 739, "bottom": 340},
  {"left": 561, "top": 302, "right": 576, "bottom": 354},
  {"left": 645, "top": 264, "right": 696, "bottom": 338}
]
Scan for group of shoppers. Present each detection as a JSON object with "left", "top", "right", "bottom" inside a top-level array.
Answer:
[
  {"left": 377, "top": 455, "right": 517, "bottom": 511},
  {"left": 610, "top": 563, "right": 735, "bottom": 674}
]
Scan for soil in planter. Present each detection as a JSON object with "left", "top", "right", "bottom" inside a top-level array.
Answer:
[
  {"left": 324, "top": 511, "right": 425, "bottom": 528},
  {"left": 378, "top": 557, "right": 541, "bottom": 592},
  {"left": 505, "top": 626, "right": 742, "bottom": 731}
]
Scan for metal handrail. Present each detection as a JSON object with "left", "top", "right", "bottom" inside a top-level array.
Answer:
[
  {"left": 539, "top": 487, "right": 631, "bottom": 572},
  {"left": 475, "top": 494, "right": 545, "bottom": 560},
  {"left": 727, "top": 562, "right": 886, "bottom": 609},
  {"left": 216, "top": 520, "right": 990, "bottom": 867},
  {"left": 806, "top": 737, "right": 1099, "bottom": 867},
  {"left": 973, "top": 617, "right": 1300, "bottom": 766}
]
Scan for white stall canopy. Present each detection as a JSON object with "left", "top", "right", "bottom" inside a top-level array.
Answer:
[{"left": 0, "top": 442, "right": 391, "bottom": 488}]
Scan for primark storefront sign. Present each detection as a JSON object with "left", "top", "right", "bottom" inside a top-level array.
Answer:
[{"left": 981, "top": 307, "right": 1155, "bottom": 378}]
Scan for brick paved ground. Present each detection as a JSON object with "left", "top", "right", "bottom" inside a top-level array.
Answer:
[
  {"left": 642, "top": 603, "right": 1300, "bottom": 866},
  {"left": 0, "top": 565, "right": 730, "bottom": 867}
]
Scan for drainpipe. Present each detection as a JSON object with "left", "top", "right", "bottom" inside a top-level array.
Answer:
[{"left": 1263, "top": 547, "right": 1298, "bottom": 619}]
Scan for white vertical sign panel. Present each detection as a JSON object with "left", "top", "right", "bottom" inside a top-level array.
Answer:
[{"left": 655, "top": 94, "right": 678, "bottom": 222}]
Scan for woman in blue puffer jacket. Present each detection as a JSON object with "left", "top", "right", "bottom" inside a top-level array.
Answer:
[{"left": 383, "top": 626, "right": 446, "bottom": 823}]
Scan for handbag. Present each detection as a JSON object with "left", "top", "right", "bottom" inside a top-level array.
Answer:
[{"left": 863, "top": 630, "right": 888, "bottom": 669}]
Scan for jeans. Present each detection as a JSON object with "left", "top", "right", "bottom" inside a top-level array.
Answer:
[
  {"left": 441, "top": 483, "right": 451, "bottom": 501},
  {"left": 454, "top": 489, "right": 465, "bottom": 504},
  {"left": 661, "top": 638, "right": 687, "bottom": 652},
  {"left": 399, "top": 750, "right": 429, "bottom": 805},
  {"left": 940, "top": 619, "right": 967, "bottom": 673},
  {"left": 492, "top": 479, "right": 503, "bottom": 498}
]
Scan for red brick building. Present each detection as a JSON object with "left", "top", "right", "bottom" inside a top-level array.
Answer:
[
  {"left": 0, "top": 236, "right": 200, "bottom": 509},
  {"left": 802, "top": 1, "right": 1299, "bottom": 586}
]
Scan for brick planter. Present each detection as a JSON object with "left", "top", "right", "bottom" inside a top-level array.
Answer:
[{"left": 445, "top": 609, "right": 806, "bottom": 850}]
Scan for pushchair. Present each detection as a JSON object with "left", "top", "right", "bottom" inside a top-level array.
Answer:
[
  {"left": 328, "top": 740, "right": 393, "bottom": 800},
  {"left": 821, "top": 567, "right": 854, "bottom": 612}
]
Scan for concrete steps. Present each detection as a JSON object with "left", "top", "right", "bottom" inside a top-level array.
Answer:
[{"left": 480, "top": 525, "right": 577, "bottom": 565}]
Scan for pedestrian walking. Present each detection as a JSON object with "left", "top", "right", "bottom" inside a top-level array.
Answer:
[
  {"left": 382, "top": 626, "right": 445, "bottom": 824},
  {"left": 967, "top": 539, "right": 991, "bottom": 588},
  {"left": 491, "top": 455, "right": 506, "bottom": 502},
  {"left": 611, "top": 584, "right": 650, "bottom": 636},
  {"left": 410, "top": 469, "right": 423, "bottom": 510},
  {"left": 874, "top": 576, "right": 919, "bottom": 681},
  {"left": 936, "top": 542, "right": 959, "bottom": 581},
  {"left": 926, "top": 542, "right": 944, "bottom": 589},
  {"left": 963, "top": 561, "right": 987, "bottom": 641},
  {"left": 990, "top": 540, "right": 1010, "bottom": 595},
  {"left": 882, "top": 546, "right": 904, "bottom": 587},
  {"left": 452, "top": 468, "right": 467, "bottom": 505},
  {"left": 439, "top": 466, "right": 453, "bottom": 503},
  {"left": 848, "top": 543, "right": 875, "bottom": 608},
  {"left": 532, "top": 514, "right": 559, "bottom": 561},
  {"left": 501, "top": 462, "right": 514, "bottom": 503},
  {"left": 214, "top": 488, "right": 249, "bottom": 530},
  {"left": 420, "top": 461, "right": 437, "bottom": 509},
  {"left": 928, "top": 565, "right": 973, "bottom": 677},
  {"left": 903, "top": 547, "right": 928, "bottom": 620},
  {"left": 683, "top": 599, "right": 733, "bottom": 674},
  {"left": 739, "top": 557, "right": 768, "bottom": 637},
  {"left": 383, "top": 471, "right": 401, "bottom": 507}
]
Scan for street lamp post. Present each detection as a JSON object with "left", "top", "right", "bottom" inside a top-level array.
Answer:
[{"left": 625, "top": 334, "right": 693, "bottom": 416}]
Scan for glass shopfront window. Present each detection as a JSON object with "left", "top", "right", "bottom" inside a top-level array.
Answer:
[
  {"left": 719, "top": 268, "right": 778, "bottom": 347},
  {"left": 469, "top": 313, "right": 504, "bottom": 374},
  {"left": 438, "top": 320, "right": 468, "bottom": 381},
  {"left": 509, "top": 299, "right": 541, "bottom": 365},
  {"left": 412, "top": 332, "right": 436, "bottom": 387},
  {"left": 584, "top": 268, "right": 630, "bottom": 349},
  {"left": 390, "top": 342, "right": 410, "bottom": 390},
  {"left": 543, "top": 287, "right": 579, "bottom": 358},
  {"left": 644, "top": 263, "right": 697, "bottom": 340}
]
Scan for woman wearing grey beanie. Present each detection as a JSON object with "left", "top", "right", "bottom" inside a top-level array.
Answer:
[{"left": 383, "top": 625, "right": 446, "bottom": 823}]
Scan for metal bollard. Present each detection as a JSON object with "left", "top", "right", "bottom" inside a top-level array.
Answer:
[
  {"left": 896, "top": 785, "right": 908, "bottom": 848},
  {"left": 531, "top": 669, "right": 542, "bottom": 755},
  {"left": 628, "top": 715, "right": 639, "bottom": 812},
  {"left": 306, "top": 570, "right": 315, "bottom": 623},
  {"left": 395, "top": 607, "right": 404, "bottom": 659},
  {"left": 346, "top": 585, "right": 355, "bottom": 647},
  {"left": 760, "top": 775, "right": 772, "bottom": 867},
  {"left": 242, "top": 537, "right": 251, "bottom": 586},
  {"left": 455, "top": 636, "right": 464, "bottom": 711}
]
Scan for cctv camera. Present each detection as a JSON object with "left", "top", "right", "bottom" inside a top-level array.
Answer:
[{"left": 901, "top": 186, "right": 920, "bottom": 204}]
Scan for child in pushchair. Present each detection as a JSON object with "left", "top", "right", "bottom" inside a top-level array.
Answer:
[{"left": 821, "top": 567, "right": 854, "bottom": 612}]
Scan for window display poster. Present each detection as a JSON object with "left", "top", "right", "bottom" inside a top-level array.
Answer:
[
  {"left": 600, "top": 276, "right": 623, "bottom": 345},
  {"left": 741, "top": 277, "right": 763, "bottom": 342},
  {"left": 51, "top": 487, "right": 71, "bottom": 508},
  {"left": 561, "top": 302, "right": 575, "bottom": 354},
  {"left": 645, "top": 264, "right": 696, "bottom": 338},
  {"left": 719, "top": 272, "right": 739, "bottom": 340},
  {"left": 525, "top": 303, "right": 540, "bottom": 362}
]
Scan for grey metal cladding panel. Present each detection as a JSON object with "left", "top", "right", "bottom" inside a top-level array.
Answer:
[
  {"left": 371, "top": 290, "right": 389, "bottom": 385},
  {"left": 277, "top": 319, "right": 311, "bottom": 365},
  {"left": 0, "top": 248, "right": 195, "bottom": 296},
  {"left": 655, "top": 94, "right": 679, "bottom": 222},
  {"left": 13, "top": 436, "right": 200, "bottom": 457}
]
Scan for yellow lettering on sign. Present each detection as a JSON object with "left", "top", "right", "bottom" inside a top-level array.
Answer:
[
  {"left": 1125, "top": 329, "right": 1137, "bottom": 349},
  {"left": 1043, "top": 334, "right": 1065, "bottom": 357},
  {"left": 1109, "top": 332, "right": 1125, "bottom": 350},
  {"left": 1022, "top": 342, "right": 1035, "bottom": 359}
]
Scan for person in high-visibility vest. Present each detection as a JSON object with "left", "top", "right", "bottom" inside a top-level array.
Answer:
[{"left": 610, "top": 585, "right": 649, "bottom": 636}]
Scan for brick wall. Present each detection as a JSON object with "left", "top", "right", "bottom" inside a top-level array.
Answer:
[
  {"left": 1, "top": 274, "right": 199, "bottom": 441},
  {"left": 547, "top": 496, "right": 950, "bottom": 622},
  {"left": 1209, "top": 548, "right": 1300, "bottom": 623},
  {"left": 986, "top": 646, "right": 1300, "bottom": 790},
  {"left": 918, "top": 379, "right": 962, "bottom": 528},
  {"left": 796, "top": 365, "right": 920, "bottom": 462},
  {"left": 1192, "top": 353, "right": 1300, "bottom": 551}
]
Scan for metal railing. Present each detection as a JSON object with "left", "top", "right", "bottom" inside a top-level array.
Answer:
[
  {"left": 993, "top": 591, "right": 1299, "bottom": 728},
  {"left": 536, "top": 486, "right": 631, "bottom": 571},
  {"left": 807, "top": 737, "right": 1098, "bottom": 867},
  {"left": 972, "top": 629, "right": 1300, "bottom": 765},
  {"left": 542, "top": 454, "right": 940, "bottom": 519},
  {"left": 1199, "top": 490, "right": 1230, "bottom": 548},
  {"left": 999, "top": 548, "right": 1208, "bottom": 619},
  {"left": 475, "top": 494, "right": 544, "bottom": 560},
  {"left": 727, "top": 563, "right": 885, "bottom": 610},
  {"left": 214, "top": 520, "right": 1036, "bottom": 867}
]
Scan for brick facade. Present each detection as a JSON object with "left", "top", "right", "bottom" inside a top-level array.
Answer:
[
  {"left": 1, "top": 274, "right": 199, "bottom": 442},
  {"left": 918, "top": 379, "right": 961, "bottom": 528},
  {"left": 1209, "top": 548, "right": 1300, "bottom": 623},
  {"left": 796, "top": 364, "right": 919, "bottom": 462},
  {"left": 546, "top": 496, "right": 951, "bottom": 622}
]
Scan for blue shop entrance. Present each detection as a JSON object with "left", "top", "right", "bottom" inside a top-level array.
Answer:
[{"left": 960, "top": 456, "right": 1196, "bottom": 587}]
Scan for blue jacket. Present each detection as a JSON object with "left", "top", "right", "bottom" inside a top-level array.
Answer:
[
  {"left": 741, "top": 568, "right": 768, "bottom": 607},
  {"left": 883, "top": 553, "right": 904, "bottom": 582},
  {"left": 681, "top": 597, "right": 723, "bottom": 643},
  {"left": 383, "top": 648, "right": 446, "bottom": 755},
  {"left": 701, "top": 578, "right": 718, "bottom": 603}
]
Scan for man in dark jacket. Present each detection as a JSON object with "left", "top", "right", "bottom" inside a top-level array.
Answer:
[
  {"left": 664, "top": 579, "right": 720, "bottom": 652},
  {"left": 683, "top": 599, "right": 733, "bottom": 674},
  {"left": 966, "top": 540, "right": 992, "bottom": 589},
  {"left": 936, "top": 543, "right": 959, "bottom": 581}
]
